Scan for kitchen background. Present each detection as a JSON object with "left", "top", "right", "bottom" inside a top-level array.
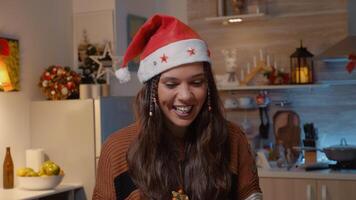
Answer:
[
  {"left": 1, "top": 0, "right": 356, "bottom": 197},
  {"left": 187, "top": 0, "right": 356, "bottom": 152}
]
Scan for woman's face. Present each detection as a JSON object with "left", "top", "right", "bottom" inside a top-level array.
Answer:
[{"left": 157, "top": 62, "right": 207, "bottom": 130}]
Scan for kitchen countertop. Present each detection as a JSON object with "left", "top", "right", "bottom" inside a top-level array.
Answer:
[
  {"left": 0, "top": 184, "right": 83, "bottom": 200},
  {"left": 258, "top": 168, "right": 356, "bottom": 180}
]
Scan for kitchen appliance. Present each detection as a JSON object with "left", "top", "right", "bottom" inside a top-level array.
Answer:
[
  {"left": 294, "top": 138, "right": 356, "bottom": 162},
  {"left": 318, "top": 0, "right": 356, "bottom": 62}
]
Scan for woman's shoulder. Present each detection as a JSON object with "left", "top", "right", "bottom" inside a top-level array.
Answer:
[
  {"left": 101, "top": 122, "right": 139, "bottom": 157},
  {"left": 226, "top": 121, "right": 246, "bottom": 140}
]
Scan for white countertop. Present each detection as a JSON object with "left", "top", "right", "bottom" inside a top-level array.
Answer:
[
  {"left": 0, "top": 184, "right": 83, "bottom": 200},
  {"left": 258, "top": 168, "right": 356, "bottom": 180}
]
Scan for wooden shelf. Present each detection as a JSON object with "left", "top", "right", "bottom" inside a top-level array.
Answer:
[
  {"left": 217, "top": 83, "right": 329, "bottom": 91},
  {"left": 204, "top": 9, "right": 345, "bottom": 25},
  {"left": 205, "top": 13, "right": 266, "bottom": 24},
  {"left": 217, "top": 79, "right": 356, "bottom": 91}
]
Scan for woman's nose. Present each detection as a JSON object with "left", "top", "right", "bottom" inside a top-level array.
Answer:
[{"left": 177, "top": 84, "right": 193, "bottom": 100}]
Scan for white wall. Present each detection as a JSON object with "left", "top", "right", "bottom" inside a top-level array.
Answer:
[
  {"left": 0, "top": 0, "right": 73, "bottom": 187},
  {"left": 73, "top": 0, "right": 115, "bottom": 13}
]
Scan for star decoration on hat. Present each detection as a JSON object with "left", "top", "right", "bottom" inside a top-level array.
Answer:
[
  {"left": 160, "top": 54, "right": 168, "bottom": 63},
  {"left": 90, "top": 42, "right": 120, "bottom": 84},
  {"left": 187, "top": 48, "right": 196, "bottom": 56}
]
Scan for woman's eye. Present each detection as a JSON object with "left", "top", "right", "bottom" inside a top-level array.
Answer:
[
  {"left": 192, "top": 80, "right": 204, "bottom": 86},
  {"left": 164, "top": 82, "right": 178, "bottom": 88}
]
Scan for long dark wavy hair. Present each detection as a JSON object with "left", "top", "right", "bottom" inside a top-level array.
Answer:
[{"left": 127, "top": 62, "right": 231, "bottom": 200}]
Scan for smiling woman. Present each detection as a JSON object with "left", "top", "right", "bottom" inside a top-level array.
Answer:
[{"left": 93, "top": 14, "right": 262, "bottom": 200}]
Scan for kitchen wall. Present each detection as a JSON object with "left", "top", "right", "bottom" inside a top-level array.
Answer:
[
  {"left": 187, "top": 0, "right": 356, "bottom": 157},
  {"left": 0, "top": 0, "right": 73, "bottom": 187}
]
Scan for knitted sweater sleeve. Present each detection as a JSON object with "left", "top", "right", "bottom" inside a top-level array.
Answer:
[
  {"left": 228, "top": 122, "right": 262, "bottom": 200},
  {"left": 92, "top": 136, "right": 116, "bottom": 200},
  {"left": 92, "top": 123, "right": 139, "bottom": 200}
]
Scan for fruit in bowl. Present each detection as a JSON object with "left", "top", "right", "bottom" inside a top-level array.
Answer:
[{"left": 17, "top": 160, "right": 64, "bottom": 190}]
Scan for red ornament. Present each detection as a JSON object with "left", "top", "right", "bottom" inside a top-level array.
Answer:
[
  {"left": 346, "top": 54, "right": 356, "bottom": 73},
  {"left": 66, "top": 81, "right": 74, "bottom": 90}
]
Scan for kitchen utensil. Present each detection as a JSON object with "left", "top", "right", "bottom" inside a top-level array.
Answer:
[
  {"left": 294, "top": 138, "right": 356, "bottom": 162},
  {"left": 258, "top": 105, "right": 270, "bottom": 139},
  {"left": 273, "top": 110, "right": 301, "bottom": 163}
]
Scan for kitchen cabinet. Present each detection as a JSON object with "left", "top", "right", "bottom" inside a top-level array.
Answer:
[
  {"left": 316, "top": 180, "right": 356, "bottom": 200},
  {"left": 0, "top": 184, "right": 83, "bottom": 200},
  {"left": 29, "top": 97, "right": 134, "bottom": 199},
  {"left": 260, "top": 178, "right": 316, "bottom": 200},
  {"left": 260, "top": 177, "right": 356, "bottom": 200}
]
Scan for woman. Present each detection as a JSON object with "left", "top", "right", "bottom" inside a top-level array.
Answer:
[{"left": 93, "top": 14, "right": 262, "bottom": 200}]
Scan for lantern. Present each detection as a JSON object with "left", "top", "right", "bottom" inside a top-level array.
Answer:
[{"left": 290, "top": 41, "right": 314, "bottom": 84}]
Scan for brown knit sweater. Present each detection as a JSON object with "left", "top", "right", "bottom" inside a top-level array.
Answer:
[{"left": 93, "top": 122, "right": 261, "bottom": 200}]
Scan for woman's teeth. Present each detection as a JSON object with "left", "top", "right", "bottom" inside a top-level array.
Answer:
[{"left": 174, "top": 106, "right": 193, "bottom": 114}]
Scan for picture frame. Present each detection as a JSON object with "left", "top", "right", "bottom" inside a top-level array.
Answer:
[
  {"left": 0, "top": 37, "right": 20, "bottom": 92},
  {"left": 127, "top": 14, "right": 147, "bottom": 72}
]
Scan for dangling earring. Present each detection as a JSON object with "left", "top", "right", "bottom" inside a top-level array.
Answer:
[
  {"left": 149, "top": 78, "right": 158, "bottom": 117},
  {"left": 207, "top": 87, "right": 212, "bottom": 112}
]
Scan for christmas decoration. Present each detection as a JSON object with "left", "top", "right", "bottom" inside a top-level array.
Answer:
[
  {"left": 263, "top": 67, "right": 289, "bottom": 85},
  {"left": 346, "top": 53, "right": 356, "bottom": 73},
  {"left": 172, "top": 189, "right": 189, "bottom": 200},
  {"left": 117, "top": 14, "right": 211, "bottom": 83},
  {"left": 89, "top": 42, "right": 120, "bottom": 84},
  {"left": 38, "top": 65, "right": 81, "bottom": 100}
]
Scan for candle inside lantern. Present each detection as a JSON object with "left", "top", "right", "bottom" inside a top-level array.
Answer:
[{"left": 296, "top": 67, "right": 309, "bottom": 83}]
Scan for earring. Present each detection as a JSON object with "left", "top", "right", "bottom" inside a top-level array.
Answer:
[
  {"left": 149, "top": 78, "right": 158, "bottom": 117},
  {"left": 207, "top": 87, "right": 212, "bottom": 112}
]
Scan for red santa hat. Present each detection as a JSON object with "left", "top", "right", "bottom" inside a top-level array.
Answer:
[{"left": 115, "top": 14, "right": 211, "bottom": 83}]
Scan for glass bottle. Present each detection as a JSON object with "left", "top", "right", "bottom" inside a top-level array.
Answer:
[{"left": 3, "top": 147, "right": 14, "bottom": 189}]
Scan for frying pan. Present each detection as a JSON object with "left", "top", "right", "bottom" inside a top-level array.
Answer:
[{"left": 294, "top": 138, "right": 356, "bottom": 162}]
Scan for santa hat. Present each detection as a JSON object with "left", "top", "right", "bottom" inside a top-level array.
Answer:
[{"left": 115, "top": 14, "right": 211, "bottom": 83}]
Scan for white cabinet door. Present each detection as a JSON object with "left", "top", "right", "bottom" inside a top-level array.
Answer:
[
  {"left": 317, "top": 180, "right": 356, "bottom": 200},
  {"left": 260, "top": 177, "right": 317, "bottom": 200}
]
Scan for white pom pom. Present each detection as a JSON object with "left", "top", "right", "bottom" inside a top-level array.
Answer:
[{"left": 115, "top": 67, "right": 131, "bottom": 83}]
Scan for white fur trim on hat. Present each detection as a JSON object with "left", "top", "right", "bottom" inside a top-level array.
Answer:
[
  {"left": 137, "top": 39, "right": 211, "bottom": 83},
  {"left": 115, "top": 67, "right": 131, "bottom": 83}
]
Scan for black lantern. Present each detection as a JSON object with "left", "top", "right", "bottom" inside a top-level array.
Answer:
[{"left": 290, "top": 41, "right": 314, "bottom": 84}]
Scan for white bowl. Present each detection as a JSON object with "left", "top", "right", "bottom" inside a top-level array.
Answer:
[{"left": 18, "top": 175, "right": 64, "bottom": 190}]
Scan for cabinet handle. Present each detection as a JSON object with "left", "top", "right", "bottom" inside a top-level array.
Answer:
[
  {"left": 307, "top": 184, "right": 313, "bottom": 200},
  {"left": 321, "top": 185, "right": 327, "bottom": 200}
]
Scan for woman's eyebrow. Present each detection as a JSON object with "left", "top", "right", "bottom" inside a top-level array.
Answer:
[
  {"left": 160, "top": 73, "right": 205, "bottom": 82},
  {"left": 191, "top": 73, "right": 205, "bottom": 78}
]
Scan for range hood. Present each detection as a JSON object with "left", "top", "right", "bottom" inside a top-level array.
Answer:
[{"left": 318, "top": 0, "right": 356, "bottom": 62}]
